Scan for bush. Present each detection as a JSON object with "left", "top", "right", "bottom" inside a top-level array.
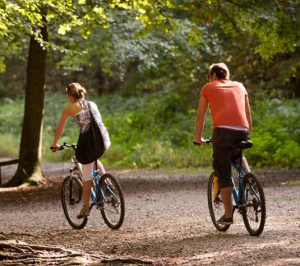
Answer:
[
  {"left": 247, "top": 98, "right": 300, "bottom": 168},
  {"left": 0, "top": 93, "right": 299, "bottom": 169}
]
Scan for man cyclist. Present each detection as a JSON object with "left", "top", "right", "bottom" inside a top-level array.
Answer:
[{"left": 194, "top": 63, "right": 252, "bottom": 225}]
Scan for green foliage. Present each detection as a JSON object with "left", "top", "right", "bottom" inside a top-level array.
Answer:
[
  {"left": 0, "top": 134, "right": 20, "bottom": 158},
  {"left": 1, "top": 0, "right": 299, "bottom": 99},
  {"left": 0, "top": 98, "right": 23, "bottom": 157},
  {"left": 55, "top": 9, "right": 206, "bottom": 96},
  {"left": 246, "top": 99, "right": 300, "bottom": 168},
  {"left": 0, "top": 93, "right": 299, "bottom": 169},
  {"left": 91, "top": 91, "right": 214, "bottom": 168},
  {"left": 0, "top": 0, "right": 299, "bottom": 173}
]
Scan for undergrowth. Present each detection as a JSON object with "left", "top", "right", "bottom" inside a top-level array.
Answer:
[{"left": 0, "top": 92, "right": 299, "bottom": 169}]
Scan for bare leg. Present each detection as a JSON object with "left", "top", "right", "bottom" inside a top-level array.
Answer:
[
  {"left": 96, "top": 160, "right": 106, "bottom": 176},
  {"left": 220, "top": 187, "right": 233, "bottom": 218},
  {"left": 82, "top": 180, "right": 92, "bottom": 206},
  {"left": 77, "top": 180, "right": 92, "bottom": 218}
]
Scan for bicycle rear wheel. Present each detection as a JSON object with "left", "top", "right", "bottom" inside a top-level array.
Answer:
[
  {"left": 61, "top": 175, "right": 88, "bottom": 229},
  {"left": 242, "top": 173, "right": 266, "bottom": 236},
  {"left": 207, "top": 172, "right": 230, "bottom": 232},
  {"left": 100, "top": 174, "right": 125, "bottom": 229}
]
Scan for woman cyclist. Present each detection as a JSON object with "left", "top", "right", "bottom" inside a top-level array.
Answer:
[
  {"left": 51, "top": 82, "right": 111, "bottom": 219},
  {"left": 194, "top": 63, "right": 252, "bottom": 225}
]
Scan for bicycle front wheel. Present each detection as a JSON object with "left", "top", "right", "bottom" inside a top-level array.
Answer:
[
  {"left": 100, "top": 174, "right": 125, "bottom": 229},
  {"left": 207, "top": 172, "right": 230, "bottom": 232},
  {"left": 242, "top": 173, "right": 266, "bottom": 236},
  {"left": 61, "top": 175, "right": 88, "bottom": 229}
]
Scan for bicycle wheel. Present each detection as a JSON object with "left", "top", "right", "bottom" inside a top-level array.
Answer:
[
  {"left": 242, "top": 173, "right": 266, "bottom": 236},
  {"left": 61, "top": 175, "right": 88, "bottom": 229},
  {"left": 100, "top": 173, "right": 125, "bottom": 229},
  {"left": 207, "top": 172, "right": 230, "bottom": 232}
]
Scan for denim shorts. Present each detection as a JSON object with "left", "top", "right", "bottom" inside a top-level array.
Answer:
[{"left": 212, "top": 128, "right": 249, "bottom": 188}]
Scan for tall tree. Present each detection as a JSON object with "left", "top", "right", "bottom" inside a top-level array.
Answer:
[
  {"left": 0, "top": 1, "right": 79, "bottom": 186},
  {"left": 6, "top": 14, "right": 48, "bottom": 186}
]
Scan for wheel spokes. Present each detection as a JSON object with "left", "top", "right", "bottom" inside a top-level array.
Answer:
[
  {"left": 62, "top": 176, "right": 87, "bottom": 229},
  {"left": 245, "top": 184, "right": 262, "bottom": 226},
  {"left": 101, "top": 177, "right": 122, "bottom": 224}
]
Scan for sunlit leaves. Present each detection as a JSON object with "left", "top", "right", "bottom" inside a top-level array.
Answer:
[
  {"left": 215, "top": 0, "right": 299, "bottom": 60},
  {"left": 58, "top": 24, "right": 72, "bottom": 35},
  {"left": 0, "top": 0, "right": 299, "bottom": 97},
  {"left": 93, "top": 6, "right": 105, "bottom": 17},
  {"left": 2, "top": 0, "right": 298, "bottom": 60},
  {"left": 0, "top": 59, "right": 6, "bottom": 73}
]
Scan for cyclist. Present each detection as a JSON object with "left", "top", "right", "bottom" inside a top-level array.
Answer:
[
  {"left": 51, "top": 82, "right": 111, "bottom": 219},
  {"left": 194, "top": 63, "right": 252, "bottom": 225}
]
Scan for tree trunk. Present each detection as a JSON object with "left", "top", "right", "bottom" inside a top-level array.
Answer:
[{"left": 4, "top": 16, "right": 48, "bottom": 187}]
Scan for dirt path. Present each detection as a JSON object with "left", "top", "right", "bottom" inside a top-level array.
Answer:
[{"left": 0, "top": 170, "right": 300, "bottom": 265}]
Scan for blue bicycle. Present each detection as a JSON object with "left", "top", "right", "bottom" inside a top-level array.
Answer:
[
  {"left": 204, "top": 139, "right": 266, "bottom": 236},
  {"left": 58, "top": 143, "right": 125, "bottom": 230}
]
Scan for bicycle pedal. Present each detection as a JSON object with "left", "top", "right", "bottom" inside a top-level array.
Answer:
[{"left": 95, "top": 201, "right": 104, "bottom": 209}]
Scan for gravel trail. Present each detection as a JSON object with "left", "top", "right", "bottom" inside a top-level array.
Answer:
[{"left": 0, "top": 169, "right": 300, "bottom": 265}]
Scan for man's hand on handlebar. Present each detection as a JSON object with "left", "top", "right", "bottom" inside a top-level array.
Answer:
[{"left": 193, "top": 137, "right": 211, "bottom": 146}]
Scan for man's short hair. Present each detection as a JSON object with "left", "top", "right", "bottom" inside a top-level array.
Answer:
[{"left": 209, "top": 63, "right": 230, "bottom": 80}]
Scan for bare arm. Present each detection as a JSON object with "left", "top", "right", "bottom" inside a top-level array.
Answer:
[
  {"left": 245, "top": 95, "right": 252, "bottom": 134},
  {"left": 194, "top": 94, "right": 209, "bottom": 144},
  {"left": 51, "top": 108, "right": 70, "bottom": 147}
]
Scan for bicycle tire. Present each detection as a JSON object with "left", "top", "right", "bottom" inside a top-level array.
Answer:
[
  {"left": 207, "top": 172, "right": 230, "bottom": 232},
  {"left": 100, "top": 174, "right": 125, "bottom": 229},
  {"left": 61, "top": 175, "right": 88, "bottom": 229},
  {"left": 241, "top": 173, "right": 266, "bottom": 236}
]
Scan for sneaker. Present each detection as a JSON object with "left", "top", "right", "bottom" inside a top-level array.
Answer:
[
  {"left": 217, "top": 215, "right": 233, "bottom": 225},
  {"left": 77, "top": 205, "right": 90, "bottom": 219}
]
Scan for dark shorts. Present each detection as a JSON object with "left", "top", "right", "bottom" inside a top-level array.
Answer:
[{"left": 212, "top": 128, "right": 249, "bottom": 188}]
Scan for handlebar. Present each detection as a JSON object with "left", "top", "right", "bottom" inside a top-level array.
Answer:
[
  {"left": 194, "top": 139, "right": 252, "bottom": 149},
  {"left": 50, "top": 142, "right": 77, "bottom": 152},
  {"left": 193, "top": 139, "right": 212, "bottom": 146}
]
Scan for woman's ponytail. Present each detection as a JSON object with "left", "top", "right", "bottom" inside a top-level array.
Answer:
[{"left": 66, "top": 83, "right": 86, "bottom": 99}]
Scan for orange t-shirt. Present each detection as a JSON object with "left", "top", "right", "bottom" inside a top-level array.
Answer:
[{"left": 201, "top": 80, "right": 249, "bottom": 129}]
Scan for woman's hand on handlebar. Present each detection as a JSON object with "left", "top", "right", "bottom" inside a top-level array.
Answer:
[
  {"left": 50, "top": 144, "right": 60, "bottom": 152},
  {"left": 50, "top": 142, "right": 77, "bottom": 152}
]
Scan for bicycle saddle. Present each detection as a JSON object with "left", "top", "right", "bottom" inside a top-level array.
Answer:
[{"left": 237, "top": 140, "right": 253, "bottom": 149}]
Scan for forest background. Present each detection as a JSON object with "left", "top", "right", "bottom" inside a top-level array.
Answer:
[{"left": 0, "top": 0, "right": 299, "bottom": 186}]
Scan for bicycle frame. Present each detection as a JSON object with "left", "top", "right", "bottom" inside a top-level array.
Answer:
[
  {"left": 67, "top": 154, "right": 116, "bottom": 208},
  {"left": 90, "top": 169, "right": 103, "bottom": 204},
  {"left": 231, "top": 157, "right": 261, "bottom": 211},
  {"left": 231, "top": 160, "right": 246, "bottom": 208},
  {"left": 59, "top": 142, "right": 125, "bottom": 230},
  {"left": 205, "top": 138, "right": 266, "bottom": 235},
  {"left": 90, "top": 169, "right": 118, "bottom": 207}
]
